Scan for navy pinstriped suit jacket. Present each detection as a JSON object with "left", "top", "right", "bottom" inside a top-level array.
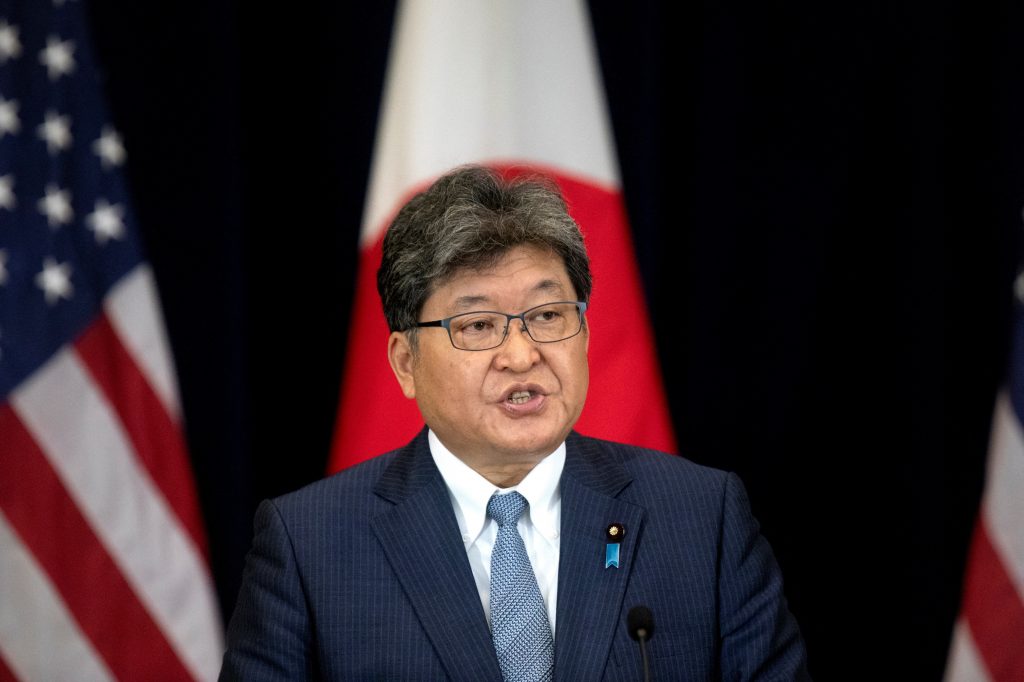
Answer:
[{"left": 220, "top": 430, "right": 809, "bottom": 680}]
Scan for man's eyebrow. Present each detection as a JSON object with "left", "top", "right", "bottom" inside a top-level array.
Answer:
[
  {"left": 533, "top": 279, "right": 566, "bottom": 295},
  {"left": 452, "top": 295, "right": 493, "bottom": 311}
]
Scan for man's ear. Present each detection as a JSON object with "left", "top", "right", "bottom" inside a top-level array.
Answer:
[{"left": 387, "top": 331, "right": 417, "bottom": 399}]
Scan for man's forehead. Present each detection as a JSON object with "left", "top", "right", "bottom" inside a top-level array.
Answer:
[
  {"left": 449, "top": 279, "right": 568, "bottom": 310},
  {"left": 429, "top": 248, "right": 574, "bottom": 311}
]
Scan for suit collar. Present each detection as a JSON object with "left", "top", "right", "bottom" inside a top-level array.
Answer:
[
  {"left": 375, "top": 430, "right": 585, "bottom": 546},
  {"left": 563, "top": 431, "right": 634, "bottom": 496},
  {"left": 371, "top": 429, "right": 503, "bottom": 681},
  {"left": 372, "top": 428, "right": 438, "bottom": 504},
  {"left": 556, "top": 433, "right": 645, "bottom": 680},
  {"left": 374, "top": 430, "right": 631, "bottom": 501}
]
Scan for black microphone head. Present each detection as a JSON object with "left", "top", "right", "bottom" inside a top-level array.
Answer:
[{"left": 627, "top": 606, "right": 654, "bottom": 641}]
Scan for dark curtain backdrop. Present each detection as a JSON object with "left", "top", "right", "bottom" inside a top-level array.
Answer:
[{"left": 86, "top": 1, "right": 1024, "bottom": 679}]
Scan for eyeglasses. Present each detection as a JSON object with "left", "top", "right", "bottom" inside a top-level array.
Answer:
[{"left": 414, "top": 301, "right": 588, "bottom": 351}]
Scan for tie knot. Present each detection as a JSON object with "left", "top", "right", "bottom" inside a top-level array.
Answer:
[{"left": 487, "top": 491, "right": 528, "bottom": 527}]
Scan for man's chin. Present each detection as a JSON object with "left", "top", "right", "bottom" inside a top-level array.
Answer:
[{"left": 491, "top": 427, "right": 566, "bottom": 459}]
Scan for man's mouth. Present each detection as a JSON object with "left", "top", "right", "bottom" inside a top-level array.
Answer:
[{"left": 508, "top": 390, "right": 533, "bottom": 405}]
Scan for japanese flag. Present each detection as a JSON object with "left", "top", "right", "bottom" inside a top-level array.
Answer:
[{"left": 329, "top": 0, "right": 674, "bottom": 471}]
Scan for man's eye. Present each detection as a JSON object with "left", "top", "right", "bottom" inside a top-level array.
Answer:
[
  {"left": 458, "top": 318, "right": 494, "bottom": 334},
  {"left": 530, "top": 310, "right": 561, "bottom": 323}
]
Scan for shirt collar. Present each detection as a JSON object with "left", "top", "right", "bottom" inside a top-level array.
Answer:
[{"left": 428, "top": 429, "right": 564, "bottom": 546}]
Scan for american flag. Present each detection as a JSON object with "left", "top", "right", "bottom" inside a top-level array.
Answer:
[
  {"left": 0, "top": 1, "right": 222, "bottom": 679},
  {"left": 945, "top": 269, "right": 1024, "bottom": 681}
]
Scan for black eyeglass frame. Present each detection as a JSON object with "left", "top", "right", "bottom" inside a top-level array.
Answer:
[{"left": 413, "top": 300, "right": 588, "bottom": 351}]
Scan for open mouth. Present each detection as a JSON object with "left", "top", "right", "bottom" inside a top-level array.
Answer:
[{"left": 508, "top": 390, "right": 533, "bottom": 405}]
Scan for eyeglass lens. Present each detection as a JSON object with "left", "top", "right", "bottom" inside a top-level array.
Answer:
[{"left": 448, "top": 302, "right": 582, "bottom": 350}]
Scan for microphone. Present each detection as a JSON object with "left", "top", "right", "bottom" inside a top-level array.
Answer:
[{"left": 627, "top": 605, "right": 655, "bottom": 682}]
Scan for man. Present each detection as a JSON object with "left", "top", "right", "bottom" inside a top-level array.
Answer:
[{"left": 221, "top": 166, "right": 809, "bottom": 680}]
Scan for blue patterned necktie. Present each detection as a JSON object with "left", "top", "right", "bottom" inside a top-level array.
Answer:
[{"left": 487, "top": 491, "right": 555, "bottom": 682}]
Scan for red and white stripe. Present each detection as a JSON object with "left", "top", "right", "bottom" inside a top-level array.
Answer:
[
  {"left": 0, "top": 265, "right": 223, "bottom": 681},
  {"left": 946, "top": 391, "right": 1024, "bottom": 681},
  {"left": 329, "top": 0, "right": 675, "bottom": 471}
]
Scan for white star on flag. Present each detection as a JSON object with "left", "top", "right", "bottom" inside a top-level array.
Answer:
[
  {"left": 0, "top": 96, "right": 20, "bottom": 138},
  {"left": 37, "top": 184, "right": 73, "bottom": 226},
  {"left": 86, "top": 198, "right": 126, "bottom": 244},
  {"left": 0, "top": 174, "right": 14, "bottom": 210},
  {"left": 0, "top": 20, "right": 21, "bottom": 62},
  {"left": 39, "top": 35, "right": 75, "bottom": 80},
  {"left": 93, "top": 126, "right": 126, "bottom": 168},
  {"left": 37, "top": 110, "right": 72, "bottom": 155},
  {"left": 0, "top": 249, "right": 8, "bottom": 286},
  {"left": 34, "top": 256, "right": 74, "bottom": 304}
]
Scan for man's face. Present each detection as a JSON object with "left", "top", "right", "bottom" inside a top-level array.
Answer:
[{"left": 389, "top": 244, "right": 589, "bottom": 463}]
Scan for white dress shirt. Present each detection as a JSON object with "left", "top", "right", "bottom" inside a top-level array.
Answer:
[{"left": 428, "top": 429, "right": 563, "bottom": 636}]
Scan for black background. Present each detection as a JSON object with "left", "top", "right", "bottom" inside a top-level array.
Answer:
[{"left": 86, "top": 1, "right": 1024, "bottom": 679}]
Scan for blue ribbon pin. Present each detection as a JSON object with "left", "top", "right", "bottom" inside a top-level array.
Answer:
[{"left": 605, "top": 543, "right": 620, "bottom": 569}]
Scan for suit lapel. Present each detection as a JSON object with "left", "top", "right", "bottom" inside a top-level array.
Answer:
[
  {"left": 371, "top": 432, "right": 502, "bottom": 682},
  {"left": 555, "top": 435, "right": 645, "bottom": 681}
]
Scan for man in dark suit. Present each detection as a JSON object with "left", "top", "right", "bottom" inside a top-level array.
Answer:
[{"left": 221, "top": 166, "right": 809, "bottom": 680}]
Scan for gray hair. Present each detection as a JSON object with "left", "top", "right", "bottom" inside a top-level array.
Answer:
[{"left": 377, "top": 165, "right": 593, "bottom": 336}]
